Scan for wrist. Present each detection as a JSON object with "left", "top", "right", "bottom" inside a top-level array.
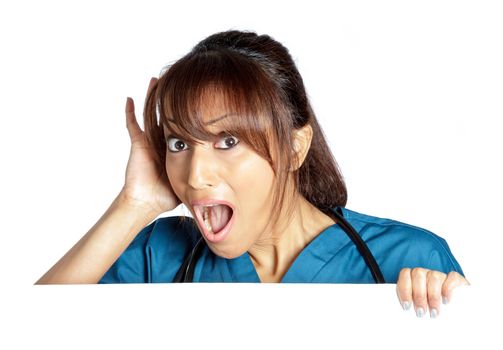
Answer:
[{"left": 114, "top": 189, "right": 161, "bottom": 222}]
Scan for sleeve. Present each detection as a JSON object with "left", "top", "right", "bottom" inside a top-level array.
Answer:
[
  {"left": 425, "top": 235, "right": 465, "bottom": 277},
  {"left": 368, "top": 224, "right": 466, "bottom": 283},
  {"left": 98, "top": 220, "right": 157, "bottom": 284}
]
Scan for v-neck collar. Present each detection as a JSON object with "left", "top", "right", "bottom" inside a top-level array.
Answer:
[{"left": 219, "top": 207, "right": 353, "bottom": 283}]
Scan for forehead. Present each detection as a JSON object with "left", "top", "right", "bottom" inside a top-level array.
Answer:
[
  {"left": 162, "top": 113, "right": 232, "bottom": 133},
  {"left": 162, "top": 89, "right": 236, "bottom": 131}
]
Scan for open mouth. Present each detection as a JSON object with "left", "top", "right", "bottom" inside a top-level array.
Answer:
[{"left": 193, "top": 203, "right": 235, "bottom": 243}]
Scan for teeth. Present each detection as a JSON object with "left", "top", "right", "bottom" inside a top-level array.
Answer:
[{"left": 203, "top": 206, "right": 213, "bottom": 233}]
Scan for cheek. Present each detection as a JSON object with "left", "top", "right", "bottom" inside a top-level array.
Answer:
[
  {"left": 230, "top": 154, "right": 276, "bottom": 211},
  {"left": 165, "top": 156, "right": 185, "bottom": 194}
]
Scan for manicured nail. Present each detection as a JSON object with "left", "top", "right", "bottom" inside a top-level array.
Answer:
[
  {"left": 442, "top": 296, "right": 449, "bottom": 305},
  {"left": 402, "top": 301, "right": 411, "bottom": 310},
  {"left": 416, "top": 307, "right": 425, "bottom": 318},
  {"left": 430, "top": 308, "right": 438, "bottom": 318}
]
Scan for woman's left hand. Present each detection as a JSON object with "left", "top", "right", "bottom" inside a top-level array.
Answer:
[{"left": 396, "top": 268, "right": 470, "bottom": 318}]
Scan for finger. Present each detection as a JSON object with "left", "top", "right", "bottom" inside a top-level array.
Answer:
[
  {"left": 396, "top": 268, "right": 412, "bottom": 311},
  {"left": 411, "top": 267, "right": 429, "bottom": 317},
  {"left": 125, "top": 78, "right": 158, "bottom": 141},
  {"left": 441, "top": 271, "right": 470, "bottom": 305},
  {"left": 125, "top": 97, "right": 143, "bottom": 141},
  {"left": 426, "top": 270, "right": 446, "bottom": 318},
  {"left": 147, "top": 77, "right": 158, "bottom": 96},
  {"left": 146, "top": 77, "right": 160, "bottom": 126}
]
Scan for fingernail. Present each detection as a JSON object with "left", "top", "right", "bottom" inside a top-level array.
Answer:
[
  {"left": 402, "top": 301, "right": 411, "bottom": 310},
  {"left": 430, "top": 308, "right": 438, "bottom": 318},
  {"left": 416, "top": 307, "right": 425, "bottom": 318},
  {"left": 442, "top": 296, "right": 449, "bottom": 305}
]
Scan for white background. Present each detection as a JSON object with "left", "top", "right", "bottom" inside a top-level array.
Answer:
[{"left": 1, "top": 0, "right": 501, "bottom": 348}]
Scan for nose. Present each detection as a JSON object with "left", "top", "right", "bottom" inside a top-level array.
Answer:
[{"left": 187, "top": 143, "right": 219, "bottom": 190}]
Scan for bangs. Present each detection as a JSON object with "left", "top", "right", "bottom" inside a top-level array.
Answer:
[{"left": 155, "top": 50, "right": 282, "bottom": 165}]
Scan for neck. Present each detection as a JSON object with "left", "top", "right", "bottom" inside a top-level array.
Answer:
[{"left": 247, "top": 196, "right": 336, "bottom": 283}]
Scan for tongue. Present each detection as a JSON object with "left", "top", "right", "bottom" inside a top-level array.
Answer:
[{"left": 209, "top": 204, "right": 232, "bottom": 233}]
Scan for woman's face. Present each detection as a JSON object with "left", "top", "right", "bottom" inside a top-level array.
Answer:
[{"left": 163, "top": 97, "right": 278, "bottom": 259}]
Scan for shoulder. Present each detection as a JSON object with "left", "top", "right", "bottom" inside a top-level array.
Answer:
[
  {"left": 98, "top": 215, "right": 198, "bottom": 283},
  {"left": 339, "top": 207, "right": 465, "bottom": 282},
  {"left": 341, "top": 207, "right": 450, "bottom": 248}
]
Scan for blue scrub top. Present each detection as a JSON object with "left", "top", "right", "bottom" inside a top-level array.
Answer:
[{"left": 98, "top": 207, "right": 464, "bottom": 283}]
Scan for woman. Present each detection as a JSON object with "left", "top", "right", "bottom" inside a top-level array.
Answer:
[{"left": 36, "top": 30, "right": 469, "bottom": 318}]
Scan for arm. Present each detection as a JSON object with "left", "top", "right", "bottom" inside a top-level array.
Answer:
[
  {"left": 36, "top": 77, "right": 180, "bottom": 284},
  {"left": 35, "top": 191, "right": 158, "bottom": 284}
]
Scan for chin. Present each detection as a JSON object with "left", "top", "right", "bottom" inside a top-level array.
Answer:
[{"left": 207, "top": 243, "right": 247, "bottom": 260}]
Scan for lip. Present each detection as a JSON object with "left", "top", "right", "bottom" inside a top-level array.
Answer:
[
  {"left": 190, "top": 198, "right": 236, "bottom": 211},
  {"left": 190, "top": 198, "right": 235, "bottom": 244}
]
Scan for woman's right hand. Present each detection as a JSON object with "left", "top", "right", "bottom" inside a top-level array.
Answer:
[{"left": 120, "top": 77, "right": 181, "bottom": 216}]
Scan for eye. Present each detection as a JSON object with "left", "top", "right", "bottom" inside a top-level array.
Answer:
[
  {"left": 166, "top": 137, "right": 189, "bottom": 153},
  {"left": 215, "top": 135, "right": 240, "bottom": 150},
  {"left": 165, "top": 134, "right": 240, "bottom": 153}
]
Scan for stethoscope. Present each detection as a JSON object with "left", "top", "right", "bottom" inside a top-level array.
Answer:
[{"left": 173, "top": 206, "right": 386, "bottom": 283}]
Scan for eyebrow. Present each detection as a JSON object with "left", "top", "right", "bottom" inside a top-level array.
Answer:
[{"left": 167, "top": 114, "right": 231, "bottom": 126}]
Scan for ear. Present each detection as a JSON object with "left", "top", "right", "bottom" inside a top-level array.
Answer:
[{"left": 291, "top": 124, "right": 313, "bottom": 171}]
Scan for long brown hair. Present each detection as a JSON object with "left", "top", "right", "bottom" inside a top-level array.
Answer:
[{"left": 143, "top": 30, "right": 347, "bottom": 230}]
